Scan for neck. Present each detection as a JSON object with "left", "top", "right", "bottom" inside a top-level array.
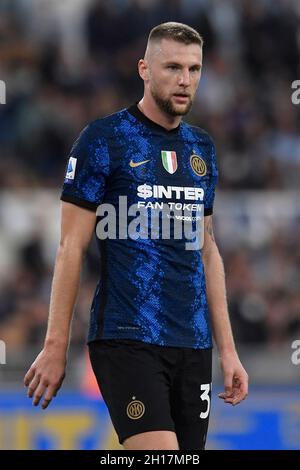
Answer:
[{"left": 138, "top": 96, "right": 182, "bottom": 131}]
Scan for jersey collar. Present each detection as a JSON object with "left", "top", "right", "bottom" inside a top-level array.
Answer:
[{"left": 127, "top": 103, "right": 181, "bottom": 134}]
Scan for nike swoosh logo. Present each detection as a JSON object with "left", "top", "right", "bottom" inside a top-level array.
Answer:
[{"left": 129, "top": 159, "right": 150, "bottom": 168}]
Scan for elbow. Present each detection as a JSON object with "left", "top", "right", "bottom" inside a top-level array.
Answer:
[
  {"left": 202, "top": 242, "right": 221, "bottom": 266},
  {"left": 57, "top": 237, "right": 87, "bottom": 259}
]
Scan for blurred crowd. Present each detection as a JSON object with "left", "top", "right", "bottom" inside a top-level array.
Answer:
[
  {"left": 224, "top": 226, "right": 300, "bottom": 346},
  {"left": 0, "top": 0, "right": 300, "bottom": 352}
]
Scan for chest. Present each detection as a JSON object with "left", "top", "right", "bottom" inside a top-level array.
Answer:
[{"left": 106, "top": 136, "right": 212, "bottom": 206}]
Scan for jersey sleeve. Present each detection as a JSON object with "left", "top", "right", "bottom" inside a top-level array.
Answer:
[
  {"left": 60, "top": 122, "right": 110, "bottom": 211},
  {"left": 204, "top": 137, "right": 218, "bottom": 216}
]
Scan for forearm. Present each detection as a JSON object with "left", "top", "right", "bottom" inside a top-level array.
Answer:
[
  {"left": 24, "top": 203, "right": 97, "bottom": 409},
  {"left": 44, "top": 243, "right": 84, "bottom": 352},
  {"left": 203, "top": 245, "right": 236, "bottom": 355}
]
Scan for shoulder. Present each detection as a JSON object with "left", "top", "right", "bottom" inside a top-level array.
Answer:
[
  {"left": 82, "top": 108, "right": 131, "bottom": 140},
  {"left": 181, "top": 121, "right": 216, "bottom": 148},
  {"left": 70, "top": 109, "right": 128, "bottom": 147}
]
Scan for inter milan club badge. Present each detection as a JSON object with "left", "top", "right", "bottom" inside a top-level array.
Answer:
[
  {"left": 161, "top": 150, "right": 177, "bottom": 174},
  {"left": 126, "top": 399, "right": 145, "bottom": 420},
  {"left": 190, "top": 154, "right": 207, "bottom": 177}
]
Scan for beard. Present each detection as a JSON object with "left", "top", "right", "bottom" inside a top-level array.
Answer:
[{"left": 151, "top": 87, "right": 193, "bottom": 116}]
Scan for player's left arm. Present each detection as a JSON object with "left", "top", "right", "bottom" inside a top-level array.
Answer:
[{"left": 202, "top": 215, "right": 248, "bottom": 405}]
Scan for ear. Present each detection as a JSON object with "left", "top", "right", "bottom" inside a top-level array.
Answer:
[{"left": 138, "top": 59, "right": 150, "bottom": 81}]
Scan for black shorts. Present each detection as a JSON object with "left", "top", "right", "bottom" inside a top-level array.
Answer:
[{"left": 88, "top": 339, "right": 212, "bottom": 450}]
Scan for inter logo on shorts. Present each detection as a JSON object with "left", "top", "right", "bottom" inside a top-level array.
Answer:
[
  {"left": 126, "top": 400, "right": 145, "bottom": 420},
  {"left": 161, "top": 150, "right": 177, "bottom": 174},
  {"left": 190, "top": 154, "right": 207, "bottom": 177}
]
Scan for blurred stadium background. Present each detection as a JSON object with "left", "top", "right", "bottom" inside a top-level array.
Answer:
[{"left": 0, "top": 0, "right": 300, "bottom": 450}]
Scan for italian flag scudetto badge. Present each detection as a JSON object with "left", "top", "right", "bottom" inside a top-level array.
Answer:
[{"left": 161, "top": 150, "right": 177, "bottom": 174}]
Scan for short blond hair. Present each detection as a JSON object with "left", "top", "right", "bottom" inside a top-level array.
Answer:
[{"left": 148, "top": 22, "right": 203, "bottom": 47}]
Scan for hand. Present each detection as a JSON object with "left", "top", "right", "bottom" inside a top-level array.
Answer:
[
  {"left": 24, "top": 346, "right": 67, "bottom": 409},
  {"left": 218, "top": 351, "right": 248, "bottom": 406}
]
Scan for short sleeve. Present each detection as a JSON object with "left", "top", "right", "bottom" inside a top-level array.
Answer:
[
  {"left": 60, "top": 122, "right": 110, "bottom": 211},
  {"left": 204, "top": 138, "right": 218, "bottom": 216}
]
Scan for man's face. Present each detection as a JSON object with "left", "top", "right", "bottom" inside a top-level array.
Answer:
[{"left": 144, "top": 38, "right": 202, "bottom": 116}]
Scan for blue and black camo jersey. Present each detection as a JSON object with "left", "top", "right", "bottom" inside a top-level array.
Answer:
[{"left": 61, "top": 104, "right": 218, "bottom": 349}]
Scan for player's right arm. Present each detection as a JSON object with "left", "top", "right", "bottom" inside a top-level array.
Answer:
[{"left": 23, "top": 201, "right": 96, "bottom": 409}]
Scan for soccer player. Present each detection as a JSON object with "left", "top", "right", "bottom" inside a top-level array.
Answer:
[{"left": 24, "top": 22, "right": 248, "bottom": 450}]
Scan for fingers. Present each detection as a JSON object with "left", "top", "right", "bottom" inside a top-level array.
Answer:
[
  {"left": 218, "top": 371, "right": 235, "bottom": 404},
  {"left": 235, "top": 375, "right": 248, "bottom": 404},
  {"left": 29, "top": 380, "right": 58, "bottom": 409},
  {"left": 24, "top": 368, "right": 62, "bottom": 409},
  {"left": 219, "top": 374, "right": 248, "bottom": 405},
  {"left": 24, "top": 351, "right": 66, "bottom": 410},
  {"left": 27, "top": 375, "right": 40, "bottom": 399},
  {"left": 24, "top": 368, "right": 35, "bottom": 388},
  {"left": 33, "top": 380, "right": 53, "bottom": 407},
  {"left": 218, "top": 392, "right": 235, "bottom": 404},
  {"left": 25, "top": 372, "right": 47, "bottom": 407},
  {"left": 223, "top": 371, "right": 234, "bottom": 399},
  {"left": 240, "top": 375, "right": 248, "bottom": 397},
  {"left": 42, "top": 385, "right": 57, "bottom": 410},
  {"left": 41, "top": 378, "right": 64, "bottom": 409}
]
